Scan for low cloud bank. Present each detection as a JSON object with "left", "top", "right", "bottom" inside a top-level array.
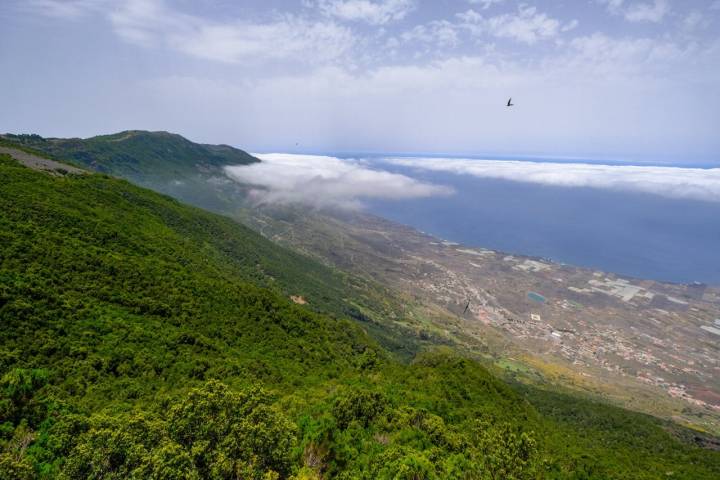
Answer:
[
  {"left": 224, "top": 153, "right": 452, "bottom": 209},
  {"left": 386, "top": 157, "right": 720, "bottom": 203}
]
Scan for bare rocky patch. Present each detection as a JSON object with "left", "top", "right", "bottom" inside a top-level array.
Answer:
[
  {"left": 290, "top": 295, "right": 308, "bottom": 305},
  {"left": 0, "top": 146, "right": 86, "bottom": 176}
]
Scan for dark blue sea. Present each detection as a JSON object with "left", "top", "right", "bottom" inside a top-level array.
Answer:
[{"left": 350, "top": 155, "right": 720, "bottom": 285}]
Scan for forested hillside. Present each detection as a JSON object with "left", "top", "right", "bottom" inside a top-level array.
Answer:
[
  {"left": 2, "top": 131, "right": 258, "bottom": 177},
  {"left": 1, "top": 131, "right": 262, "bottom": 222},
  {"left": 1, "top": 150, "right": 719, "bottom": 479}
]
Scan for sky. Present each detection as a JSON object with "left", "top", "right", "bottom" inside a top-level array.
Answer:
[{"left": 1, "top": 0, "right": 720, "bottom": 162}]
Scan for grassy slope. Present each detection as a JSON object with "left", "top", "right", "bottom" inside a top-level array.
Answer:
[{"left": 0, "top": 152, "right": 719, "bottom": 478}]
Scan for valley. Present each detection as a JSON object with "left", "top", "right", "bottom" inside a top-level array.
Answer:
[{"left": 242, "top": 207, "right": 720, "bottom": 434}]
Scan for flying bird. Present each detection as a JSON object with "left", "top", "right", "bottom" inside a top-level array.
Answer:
[
  {"left": 506, "top": 97, "right": 514, "bottom": 107},
  {"left": 463, "top": 300, "right": 470, "bottom": 315}
]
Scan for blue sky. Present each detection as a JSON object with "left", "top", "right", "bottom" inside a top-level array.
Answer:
[{"left": 1, "top": 0, "right": 719, "bottom": 162}]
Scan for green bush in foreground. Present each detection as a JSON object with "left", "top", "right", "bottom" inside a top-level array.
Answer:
[{"left": 56, "top": 381, "right": 294, "bottom": 480}]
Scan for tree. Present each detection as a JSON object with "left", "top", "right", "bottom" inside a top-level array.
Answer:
[
  {"left": 59, "top": 414, "right": 169, "bottom": 479},
  {"left": 468, "top": 420, "right": 539, "bottom": 480},
  {"left": 168, "top": 380, "right": 297, "bottom": 479},
  {"left": 332, "top": 390, "right": 389, "bottom": 429}
]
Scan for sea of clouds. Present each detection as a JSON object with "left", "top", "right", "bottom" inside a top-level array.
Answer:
[
  {"left": 224, "top": 153, "right": 720, "bottom": 208},
  {"left": 386, "top": 157, "right": 720, "bottom": 203},
  {"left": 224, "top": 153, "right": 453, "bottom": 209}
]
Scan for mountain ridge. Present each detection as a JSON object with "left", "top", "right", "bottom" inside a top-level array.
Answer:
[{"left": 1, "top": 130, "right": 259, "bottom": 178}]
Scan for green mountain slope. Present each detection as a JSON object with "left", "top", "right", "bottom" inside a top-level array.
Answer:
[
  {"left": 1, "top": 146, "right": 719, "bottom": 479},
  {"left": 0, "top": 133, "right": 454, "bottom": 359}
]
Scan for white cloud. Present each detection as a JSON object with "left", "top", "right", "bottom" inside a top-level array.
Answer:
[
  {"left": 107, "top": 0, "right": 355, "bottom": 64},
  {"left": 624, "top": 0, "right": 670, "bottom": 23},
  {"left": 108, "top": 0, "right": 188, "bottom": 46},
  {"left": 386, "top": 158, "right": 720, "bottom": 203},
  {"left": 458, "top": 5, "right": 577, "bottom": 44},
  {"left": 400, "top": 20, "right": 460, "bottom": 48},
  {"left": 401, "top": 5, "right": 576, "bottom": 50},
  {"left": 224, "top": 153, "right": 453, "bottom": 209},
  {"left": 25, "top": 0, "right": 355, "bottom": 65},
  {"left": 181, "top": 19, "right": 353, "bottom": 64},
  {"left": 21, "top": 0, "right": 108, "bottom": 19},
  {"left": 467, "top": 0, "right": 505, "bottom": 10},
  {"left": 313, "top": 0, "right": 415, "bottom": 25},
  {"left": 681, "top": 11, "right": 708, "bottom": 32},
  {"left": 562, "top": 19, "right": 580, "bottom": 32},
  {"left": 600, "top": 0, "right": 670, "bottom": 23},
  {"left": 566, "top": 33, "right": 686, "bottom": 75}
]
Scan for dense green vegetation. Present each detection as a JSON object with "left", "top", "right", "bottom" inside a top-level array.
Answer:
[
  {"left": 0, "top": 132, "right": 446, "bottom": 359},
  {"left": 1, "top": 151, "right": 719, "bottom": 478}
]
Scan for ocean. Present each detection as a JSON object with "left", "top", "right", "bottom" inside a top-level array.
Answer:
[{"left": 356, "top": 156, "right": 720, "bottom": 285}]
